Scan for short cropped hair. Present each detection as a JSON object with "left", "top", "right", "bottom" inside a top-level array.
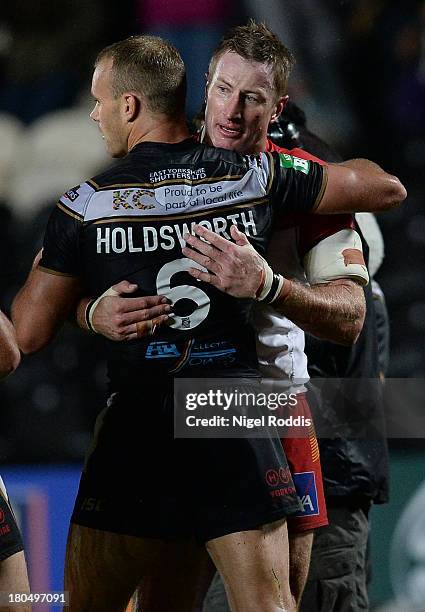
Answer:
[
  {"left": 96, "top": 35, "right": 186, "bottom": 117},
  {"left": 208, "top": 20, "right": 295, "bottom": 100}
]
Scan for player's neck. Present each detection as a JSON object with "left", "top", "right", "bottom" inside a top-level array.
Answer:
[
  {"left": 129, "top": 114, "right": 190, "bottom": 149},
  {"left": 249, "top": 138, "right": 268, "bottom": 155},
  {"left": 204, "top": 132, "right": 267, "bottom": 155}
]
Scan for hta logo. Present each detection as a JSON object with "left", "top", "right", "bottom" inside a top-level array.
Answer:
[
  {"left": 266, "top": 467, "right": 293, "bottom": 487},
  {"left": 265, "top": 469, "right": 280, "bottom": 487},
  {"left": 145, "top": 342, "right": 181, "bottom": 359}
]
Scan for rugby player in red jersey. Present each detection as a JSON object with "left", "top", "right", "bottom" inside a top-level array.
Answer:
[{"left": 12, "top": 32, "right": 405, "bottom": 612}]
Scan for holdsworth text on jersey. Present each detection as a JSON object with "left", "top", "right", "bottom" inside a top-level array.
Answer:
[{"left": 96, "top": 211, "right": 257, "bottom": 254}]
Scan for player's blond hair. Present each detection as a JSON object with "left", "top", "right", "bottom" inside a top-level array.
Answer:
[
  {"left": 96, "top": 35, "right": 186, "bottom": 117},
  {"left": 208, "top": 20, "right": 295, "bottom": 100}
]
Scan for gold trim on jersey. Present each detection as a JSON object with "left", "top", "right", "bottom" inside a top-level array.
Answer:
[
  {"left": 86, "top": 196, "right": 269, "bottom": 225},
  {"left": 37, "top": 265, "right": 78, "bottom": 278},
  {"left": 312, "top": 165, "right": 328, "bottom": 211},
  {"left": 169, "top": 339, "right": 195, "bottom": 374},
  {"left": 57, "top": 201, "right": 84, "bottom": 222},
  {"left": 87, "top": 178, "right": 100, "bottom": 190}
]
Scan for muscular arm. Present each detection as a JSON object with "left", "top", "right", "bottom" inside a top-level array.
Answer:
[
  {"left": 12, "top": 268, "right": 82, "bottom": 354},
  {"left": 316, "top": 159, "right": 407, "bottom": 214},
  {"left": 271, "top": 278, "right": 365, "bottom": 345},
  {"left": 0, "top": 310, "right": 20, "bottom": 378},
  {"left": 183, "top": 224, "right": 365, "bottom": 344},
  {"left": 83, "top": 220, "right": 365, "bottom": 345}
]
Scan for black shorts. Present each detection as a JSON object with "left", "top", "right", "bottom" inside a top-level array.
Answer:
[
  {"left": 0, "top": 482, "right": 24, "bottom": 562},
  {"left": 71, "top": 386, "right": 301, "bottom": 543}
]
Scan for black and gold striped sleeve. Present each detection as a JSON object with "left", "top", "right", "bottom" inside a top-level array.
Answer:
[{"left": 38, "top": 202, "right": 82, "bottom": 277}]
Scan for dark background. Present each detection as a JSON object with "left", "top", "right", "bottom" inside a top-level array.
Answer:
[{"left": 1, "top": 0, "right": 423, "bottom": 463}]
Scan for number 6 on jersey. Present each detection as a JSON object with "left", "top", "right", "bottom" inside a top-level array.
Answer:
[{"left": 156, "top": 258, "right": 210, "bottom": 330}]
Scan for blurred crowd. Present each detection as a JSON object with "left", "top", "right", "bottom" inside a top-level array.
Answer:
[{"left": 0, "top": 0, "right": 424, "bottom": 463}]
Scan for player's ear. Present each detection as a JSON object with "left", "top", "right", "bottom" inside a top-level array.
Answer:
[
  {"left": 123, "top": 93, "right": 140, "bottom": 123},
  {"left": 270, "top": 95, "right": 289, "bottom": 123}
]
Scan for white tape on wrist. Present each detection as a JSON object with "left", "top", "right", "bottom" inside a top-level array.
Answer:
[
  {"left": 256, "top": 261, "right": 274, "bottom": 301},
  {"left": 256, "top": 259, "right": 284, "bottom": 304},
  {"left": 87, "top": 286, "right": 120, "bottom": 333}
]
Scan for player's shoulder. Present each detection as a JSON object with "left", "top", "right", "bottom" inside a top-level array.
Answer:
[
  {"left": 56, "top": 154, "right": 148, "bottom": 221},
  {"left": 92, "top": 140, "right": 252, "bottom": 183},
  {"left": 266, "top": 139, "right": 324, "bottom": 165},
  {"left": 196, "top": 142, "right": 251, "bottom": 171},
  {"left": 91, "top": 155, "right": 142, "bottom": 188},
  {"left": 57, "top": 180, "right": 97, "bottom": 221}
]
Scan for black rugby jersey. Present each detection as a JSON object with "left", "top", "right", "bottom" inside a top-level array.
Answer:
[{"left": 40, "top": 139, "right": 326, "bottom": 384}]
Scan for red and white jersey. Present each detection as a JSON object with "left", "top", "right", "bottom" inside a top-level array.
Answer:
[{"left": 253, "top": 140, "right": 368, "bottom": 391}]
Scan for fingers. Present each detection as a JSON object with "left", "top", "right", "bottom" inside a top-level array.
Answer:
[
  {"left": 111, "top": 280, "right": 138, "bottom": 295},
  {"left": 121, "top": 303, "right": 171, "bottom": 326},
  {"left": 136, "top": 295, "right": 169, "bottom": 308},
  {"left": 182, "top": 224, "right": 249, "bottom": 271},
  {"left": 229, "top": 224, "right": 249, "bottom": 246},
  {"left": 183, "top": 231, "right": 223, "bottom": 260},
  {"left": 105, "top": 300, "right": 170, "bottom": 334},
  {"left": 187, "top": 267, "right": 221, "bottom": 289},
  {"left": 107, "top": 294, "right": 168, "bottom": 315},
  {"left": 136, "top": 320, "right": 154, "bottom": 338},
  {"left": 127, "top": 314, "right": 169, "bottom": 341},
  {"left": 93, "top": 293, "right": 170, "bottom": 342},
  {"left": 181, "top": 245, "right": 222, "bottom": 275},
  {"left": 189, "top": 224, "right": 237, "bottom": 253}
]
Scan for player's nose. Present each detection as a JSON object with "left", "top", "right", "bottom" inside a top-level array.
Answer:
[
  {"left": 90, "top": 105, "right": 99, "bottom": 122},
  {"left": 225, "top": 93, "right": 243, "bottom": 121}
]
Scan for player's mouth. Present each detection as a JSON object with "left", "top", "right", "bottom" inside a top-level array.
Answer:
[{"left": 217, "top": 124, "right": 243, "bottom": 138}]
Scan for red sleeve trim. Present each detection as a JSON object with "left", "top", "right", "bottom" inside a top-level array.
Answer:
[
  {"left": 266, "top": 139, "right": 325, "bottom": 165},
  {"left": 298, "top": 213, "right": 356, "bottom": 258}
]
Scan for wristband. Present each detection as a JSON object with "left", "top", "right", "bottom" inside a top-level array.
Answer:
[
  {"left": 255, "top": 260, "right": 284, "bottom": 304},
  {"left": 265, "top": 273, "right": 285, "bottom": 304},
  {"left": 87, "top": 286, "right": 120, "bottom": 333},
  {"left": 84, "top": 299, "right": 97, "bottom": 333}
]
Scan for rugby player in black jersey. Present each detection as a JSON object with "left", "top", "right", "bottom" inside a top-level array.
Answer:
[
  {"left": 0, "top": 309, "right": 30, "bottom": 612},
  {"left": 11, "top": 35, "right": 405, "bottom": 612},
  {"left": 83, "top": 22, "right": 407, "bottom": 612}
]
